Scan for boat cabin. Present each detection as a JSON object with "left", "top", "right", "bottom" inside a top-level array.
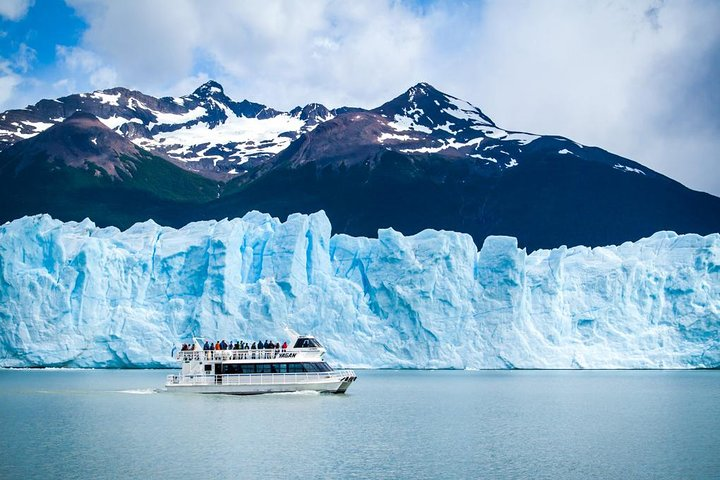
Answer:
[
  {"left": 175, "top": 335, "right": 331, "bottom": 380},
  {"left": 167, "top": 333, "right": 357, "bottom": 394}
]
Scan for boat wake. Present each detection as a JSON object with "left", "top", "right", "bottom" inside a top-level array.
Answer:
[
  {"left": 270, "top": 390, "right": 321, "bottom": 396},
  {"left": 116, "top": 388, "right": 159, "bottom": 395}
]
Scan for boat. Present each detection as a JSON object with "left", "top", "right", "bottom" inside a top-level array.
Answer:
[{"left": 165, "top": 334, "right": 357, "bottom": 395}]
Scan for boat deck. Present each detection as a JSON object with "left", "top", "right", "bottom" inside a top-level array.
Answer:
[{"left": 177, "top": 348, "right": 298, "bottom": 362}]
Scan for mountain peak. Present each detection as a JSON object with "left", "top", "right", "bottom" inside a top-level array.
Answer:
[
  {"left": 406, "top": 82, "right": 441, "bottom": 98},
  {"left": 192, "top": 80, "right": 225, "bottom": 97},
  {"left": 373, "top": 82, "right": 496, "bottom": 131},
  {"left": 64, "top": 110, "right": 103, "bottom": 124},
  {"left": 5, "top": 109, "right": 142, "bottom": 178}
]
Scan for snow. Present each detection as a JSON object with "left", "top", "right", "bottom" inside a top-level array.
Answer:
[
  {"left": 505, "top": 159, "right": 518, "bottom": 168},
  {"left": 98, "top": 115, "right": 130, "bottom": 130},
  {"left": 26, "top": 121, "right": 54, "bottom": 131},
  {"left": 388, "top": 115, "right": 432, "bottom": 134},
  {"left": 90, "top": 91, "right": 121, "bottom": 106},
  {"left": 614, "top": 164, "right": 646, "bottom": 175},
  {"left": 443, "top": 96, "right": 493, "bottom": 126},
  {"left": 377, "top": 132, "right": 418, "bottom": 143},
  {"left": 152, "top": 106, "right": 206, "bottom": 125},
  {"left": 1, "top": 213, "right": 718, "bottom": 369},
  {"left": 467, "top": 128, "right": 538, "bottom": 145},
  {"left": 502, "top": 132, "right": 539, "bottom": 145},
  {"left": 434, "top": 121, "right": 457, "bottom": 134},
  {"left": 399, "top": 145, "right": 445, "bottom": 154},
  {"left": 559, "top": 149, "right": 573, "bottom": 155},
  {"left": 400, "top": 137, "right": 483, "bottom": 155},
  {"left": 470, "top": 154, "right": 497, "bottom": 163},
  {"left": 10, "top": 121, "right": 54, "bottom": 139},
  {"left": 473, "top": 127, "right": 507, "bottom": 138},
  {"left": 152, "top": 111, "right": 304, "bottom": 163}
]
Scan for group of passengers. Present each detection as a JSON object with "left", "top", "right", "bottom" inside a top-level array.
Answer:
[{"left": 180, "top": 340, "right": 288, "bottom": 351}]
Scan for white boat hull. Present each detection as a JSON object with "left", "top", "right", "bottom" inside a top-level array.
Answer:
[{"left": 165, "top": 371, "right": 357, "bottom": 395}]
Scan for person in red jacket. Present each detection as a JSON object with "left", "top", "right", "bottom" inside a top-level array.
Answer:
[{"left": 281, "top": 341, "right": 287, "bottom": 351}]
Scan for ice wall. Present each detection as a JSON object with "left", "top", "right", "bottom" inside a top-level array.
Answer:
[{"left": 0, "top": 212, "right": 718, "bottom": 368}]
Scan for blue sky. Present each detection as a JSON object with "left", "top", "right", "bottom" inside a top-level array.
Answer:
[
  {"left": 1, "top": 0, "right": 719, "bottom": 195},
  {"left": 0, "top": 1, "right": 84, "bottom": 67}
]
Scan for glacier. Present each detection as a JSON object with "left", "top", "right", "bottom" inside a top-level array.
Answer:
[{"left": 0, "top": 211, "right": 718, "bottom": 369}]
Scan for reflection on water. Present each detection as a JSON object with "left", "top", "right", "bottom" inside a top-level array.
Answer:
[{"left": 1, "top": 369, "right": 719, "bottom": 479}]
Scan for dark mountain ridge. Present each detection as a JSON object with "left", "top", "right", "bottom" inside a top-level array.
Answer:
[
  {"left": 216, "top": 83, "right": 720, "bottom": 250},
  {"left": 0, "top": 112, "right": 218, "bottom": 228},
  {"left": 0, "top": 80, "right": 339, "bottom": 174},
  {"left": 0, "top": 82, "right": 718, "bottom": 251}
]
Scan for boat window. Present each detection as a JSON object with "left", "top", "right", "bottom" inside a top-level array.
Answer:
[
  {"left": 204, "top": 364, "right": 212, "bottom": 373},
  {"left": 317, "top": 362, "right": 332, "bottom": 372},
  {"left": 272, "top": 364, "right": 288, "bottom": 373},
  {"left": 256, "top": 364, "right": 271, "bottom": 373},
  {"left": 288, "top": 363, "right": 304, "bottom": 373},
  {"left": 303, "top": 363, "right": 319, "bottom": 372},
  {"left": 293, "top": 337, "right": 322, "bottom": 349},
  {"left": 240, "top": 364, "right": 256, "bottom": 374},
  {"left": 222, "top": 364, "right": 248, "bottom": 374}
]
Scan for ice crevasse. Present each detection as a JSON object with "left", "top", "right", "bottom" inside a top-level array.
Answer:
[{"left": 0, "top": 211, "right": 718, "bottom": 369}]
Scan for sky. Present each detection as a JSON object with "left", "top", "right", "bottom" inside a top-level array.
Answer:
[{"left": 1, "top": 0, "right": 719, "bottom": 195}]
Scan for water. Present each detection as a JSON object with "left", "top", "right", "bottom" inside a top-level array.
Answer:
[{"left": 0, "top": 369, "right": 718, "bottom": 480}]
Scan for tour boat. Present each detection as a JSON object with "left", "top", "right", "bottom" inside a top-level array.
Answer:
[{"left": 165, "top": 334, "right": 357, "bottom": 395}]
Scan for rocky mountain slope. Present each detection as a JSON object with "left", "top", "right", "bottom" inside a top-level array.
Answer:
[
  {"left": 0, "top": 112, "right": 218, "bottom": 228},
  {"left": 215, "top": 83, "right": 720, "bottom": 250},
  {"left": 1, "top": 82, "right": 718, "bottom": 250},
  {"left": 0, "top": 80, "right": 335, "bottom": 175}
]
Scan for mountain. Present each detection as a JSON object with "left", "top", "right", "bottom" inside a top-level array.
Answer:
[
  {"left": 0, "top": 80, "right": 334, "bottom": 176},
  {"left": 0, "top": 112, "right": 218, "bottom": 229},
  {"left": 0, "top": 82, "right": 718, "bottom": 250},
  {"left": 212, "top": 83, "right": 720, "bottom": 250}
]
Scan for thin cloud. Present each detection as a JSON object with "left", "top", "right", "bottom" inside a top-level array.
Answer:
[{"left": 0, "top": 0, "right": 33, "bottom": 21}]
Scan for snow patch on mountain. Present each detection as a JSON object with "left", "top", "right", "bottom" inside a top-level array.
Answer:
[
  {"left": 153, "top": 113, "right": 305, "bottom": 164},
  {"left": 151, "top": 106, "right": 207, "bottom": 126},
  {"left": 5, "top": 120, "right": 54, "bottom": 139},
  {"left": 90, "top": 91, "right": 122, "bottom": 106},
  {"left": 502, "top": 132, "right": 539, "bottom": 145},
  {"left": 388, "top": 114, "right": 433, "bottom": 134},
  {"left": 614, "top": 164, "right": 646, "bottom": 175},
  {"left": 470, "top": 153, "right": 497, "bottom": 163},
  {"left": 378, "top": 132, "right": 418, "bottom": 143},
  {"left": 98, "top": 115, "right": 130, "bottom": 130},
  {"left": 0, "top": 213, "right": 717, "bottom": 369},
  {"left": 400, "top": 136, "right": 484, "bottom": 155},
  {"left": 443, "top": 96, "right": 494, "bottom": 127}
]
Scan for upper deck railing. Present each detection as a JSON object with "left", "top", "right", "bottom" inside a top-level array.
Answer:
[{"left": 176, "top": 348, "right": 314, "bottom": 362}]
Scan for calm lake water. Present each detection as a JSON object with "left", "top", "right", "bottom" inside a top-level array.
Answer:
[{"left": 0, "top": 369, "right": 718, "bottom": 479}]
